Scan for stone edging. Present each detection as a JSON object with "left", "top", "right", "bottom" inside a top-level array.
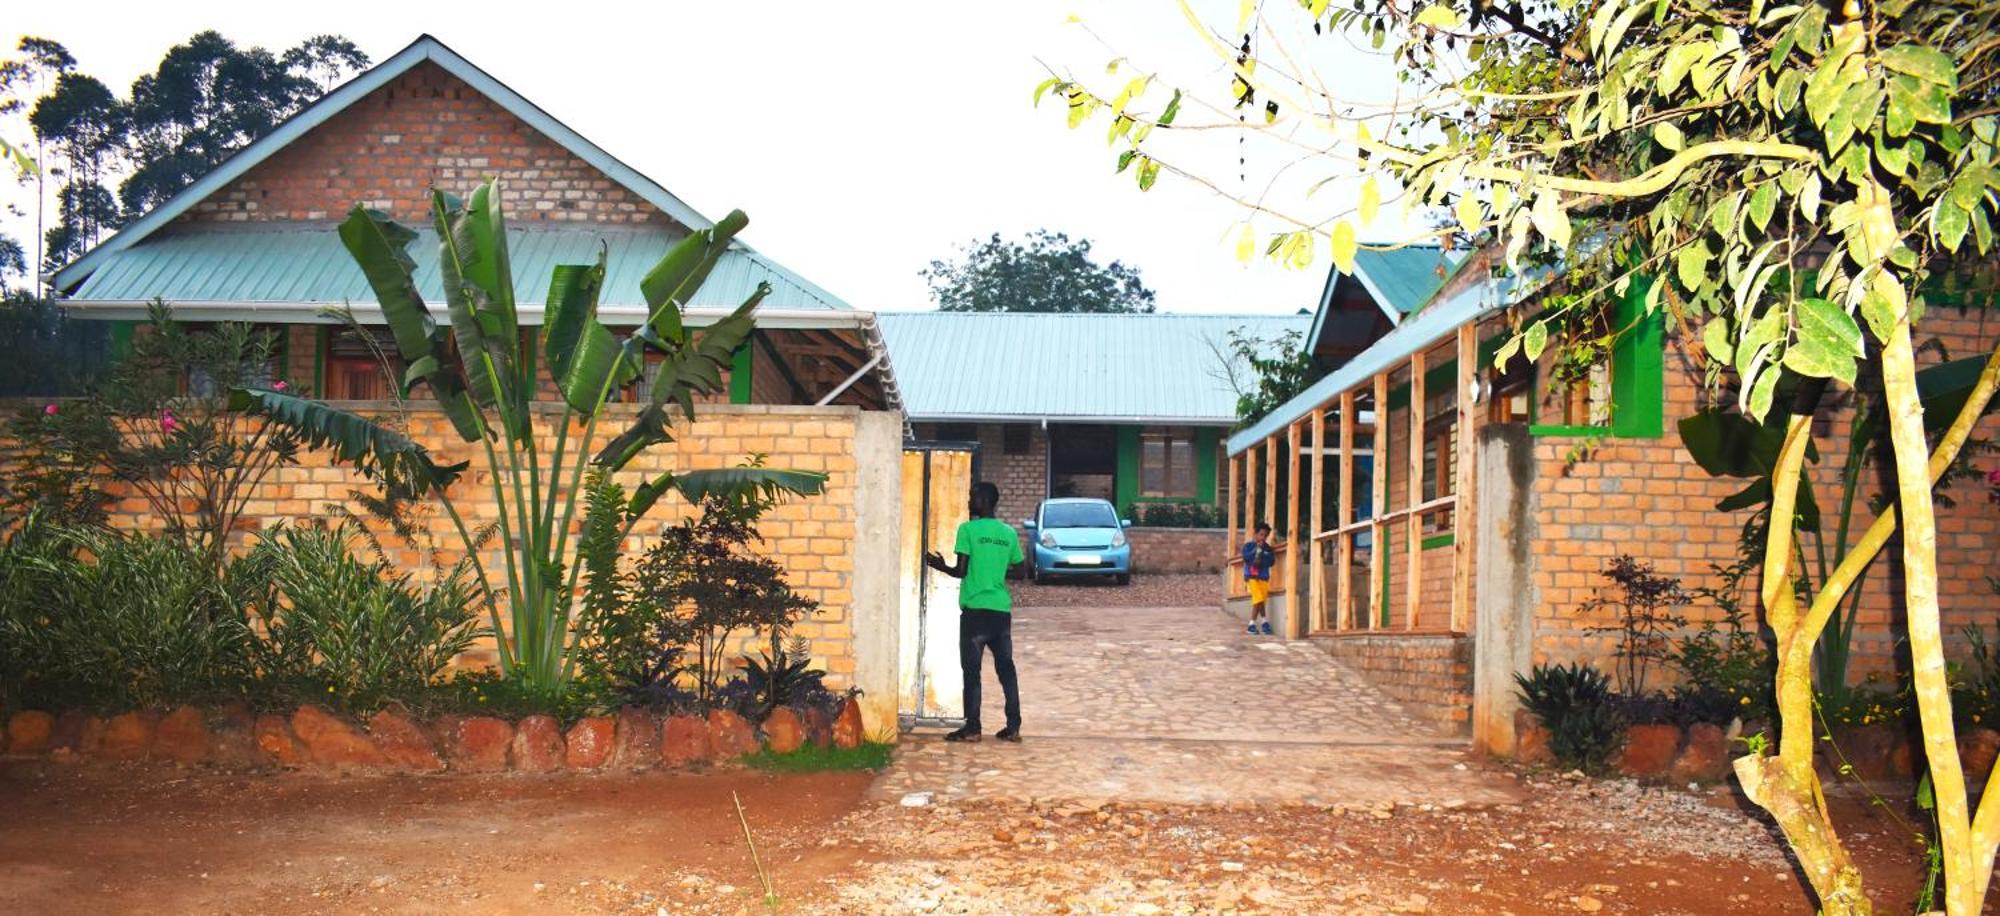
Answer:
[
  {"left": 0, "top": 696, "right": 867, "bottom": 774},
  {"left": 1512, "top": 708, "right": 2000, "bottom": 783}
]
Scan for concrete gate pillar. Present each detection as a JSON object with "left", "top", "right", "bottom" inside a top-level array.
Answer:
[
  {"left": 1471, "top": 424, "right": 1538, "bottom": 756},
  {"left": 849, "top": 411, "right": 906, "bottom": 742}
]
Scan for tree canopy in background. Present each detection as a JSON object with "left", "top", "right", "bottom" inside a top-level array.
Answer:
[
  {"left": 0, "top": 31, "right": 367, "bottom": 281},
  {"left": 921, "top": 229, "right": 1157, "bottom": 313}
]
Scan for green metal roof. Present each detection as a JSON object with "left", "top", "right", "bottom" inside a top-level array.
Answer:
[
  {"left": 1304, "top": 244, "right": 1466, "bottom": 355},
  {"left": 65, "top": 222, "right": 848, "bottom": 318},
  {"left": 878, "top": 312, "right": 1310, "bottom": 425}
]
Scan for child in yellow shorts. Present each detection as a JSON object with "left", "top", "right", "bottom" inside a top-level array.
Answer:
[{"left": 1240, "top": 522, "right": 1275, "bottom": 636}]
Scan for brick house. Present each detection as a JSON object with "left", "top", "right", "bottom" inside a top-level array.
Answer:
[
  {"left": 50, "top": 34, "right": 899, "bottom": 412},
  {"left": 36, "top": 35, "right": 909, "bottom": 732},
  {"left": 1226, "top": 246, "right": 2000, "bottom": 748},
  {"left": 880, "top": 311, "right": 1307, "bottom": 572}
]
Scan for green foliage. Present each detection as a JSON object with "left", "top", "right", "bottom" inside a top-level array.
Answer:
[
  {"left": 8, "top": 303, "right": 302, "bottom": 567},
  {"left": 1575, "top": 555, "right": 1691, "bottom": 697},
  {"left": 1220, "top": 327, "right": 1324, "bottom": 429},
  {"left": 238, "top": 181, "right": 827, "bottom": 697},
  {"left": 1514, "top": 662, "right": 1624, "bottom": 772},
  {"left": 1817, "top": 682, "right": 1913, "bottom": 729},
  {"left": 742, "top": 741, "right": 895, "bottom": 773},
  {"left": 619, "top": 492, "right": 820, "bottom": 710},
  {"left": 920, "top": 229, "right": 1156, "bottom": 313},
  {"left": 1673, "top": 552, "right": 1778, "bottom": 725},
  {"left": 1131, "top": 501, "right": 1224, "bottom": 528},
  {"left": 1952, "top": 619, "right": 2000, "bottom": 731},
  {"left": 234, "top": 522, "right": 480, "bottom": 715},
  {"left": 0, "top": 294, "right": 111, "bottom": 396},
  {"left": 743, "top": 635, "right": 829, "bottom": 717},
  {"left": 0, "top": 525, "right": 251, "bottom": 711}
]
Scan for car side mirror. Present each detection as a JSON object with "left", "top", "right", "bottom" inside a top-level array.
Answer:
[
  {"left": 1023, "top": 519, "right": 1037, "bottom": 529},
  {"left": 1120, "top": 519, "right": 1132, "bottom": 528}
]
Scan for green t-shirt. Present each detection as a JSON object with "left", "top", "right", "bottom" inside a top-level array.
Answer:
[{"left": 953, "top": 517, "right": 1024, "bottom": 612}]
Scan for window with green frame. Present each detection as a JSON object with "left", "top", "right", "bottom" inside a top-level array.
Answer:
[{"left": 1525, "top": 273, "right": 1666, "bottom": 439}]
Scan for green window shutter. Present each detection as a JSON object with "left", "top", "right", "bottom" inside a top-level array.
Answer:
[
  {"left": 729, "top": 343, "right": 754, "bottom": 405},
  {"left": 1609, "top": 274, "right": 1665, "bottom": 438},
  {"left": 1114, "top": 426, "right": 1141, "bottom": 517}
]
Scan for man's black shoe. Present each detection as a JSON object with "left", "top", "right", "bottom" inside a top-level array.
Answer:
[
  {"left": 995, "top": 726, "right": 1022, "bottom": 743},
  {"left": 944, "top": 726, "right": 981, "bottom": 743}
]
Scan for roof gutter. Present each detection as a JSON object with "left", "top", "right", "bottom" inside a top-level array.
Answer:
[
  {"left": 61, "top": 298, "right": 903, "bottom": 412},
  {"left": 904, "top": 413, "right": 1249, "bottom": 426},
  {"left": 57, "top": 299, "right": 879, "bottom": 331}
]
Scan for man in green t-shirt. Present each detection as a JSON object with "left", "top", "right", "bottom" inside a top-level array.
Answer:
[{"left": 925, "top": 480, "right": 1025, "bottom": 743}]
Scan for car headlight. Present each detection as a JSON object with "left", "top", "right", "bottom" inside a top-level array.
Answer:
[
  {"left": 1040, "top": 533, "right": 1056, "bottom": 548},
  {"left": 1111, "top": 530, "right": 1127, "bottom": 547}
]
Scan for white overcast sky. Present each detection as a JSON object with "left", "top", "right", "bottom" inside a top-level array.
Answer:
[{"left": 4, "top": 1, "right": 1410, "bottom": 314}]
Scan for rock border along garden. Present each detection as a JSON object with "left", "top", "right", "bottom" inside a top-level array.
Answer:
[{"left": 0, "top": 696, "right": 868, "bottom": 774}]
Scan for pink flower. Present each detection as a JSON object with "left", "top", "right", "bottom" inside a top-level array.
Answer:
[
  {"left": 161, "top": 410, "right": 178, "bottom": 434},
  {"left": 273, "top": 380, "right": 288, "bottom": 392},
  {"left": 1988, "top": 467, "right": 2000, "bottom": 487},
  {"left": 43, "top": 403, "right": 57, "bottom": 417}
]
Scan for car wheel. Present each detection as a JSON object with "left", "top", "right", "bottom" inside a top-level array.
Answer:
[{"left": 1114, "top": 573, "right": 1131, "bottom": 586}]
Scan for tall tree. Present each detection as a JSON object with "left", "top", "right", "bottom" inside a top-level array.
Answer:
[
  {"left": 31, "top": 72, "right": 124, "bottom": 268},
  {"left": 121, "top": 31, "right": 365, "bottom": 216},
  {"left": 1045, "top": 1, "right": 2000, "bottom": 912},
  {"left": 0, "top": 31, "right": 369, "bottom": 277},
  {"left": 922, "top": 229, "right": 1157, "bottom": 312}
]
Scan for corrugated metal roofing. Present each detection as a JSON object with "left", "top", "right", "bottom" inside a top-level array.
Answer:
[
  {"left": 1352, "top": 245, "right": 1465, "bottom": 316},
  {"left": 67, "top": 223, "right": 848, "bottom": 316},
  {"left": 879, "top": 312, "right": 1311, "bottom": 425},
  {"left": 1229, "top": 268, "right": 1534, "bottom": 455}
]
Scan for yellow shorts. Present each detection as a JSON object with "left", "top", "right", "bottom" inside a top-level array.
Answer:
[{"left": 1247, "top": 579, "right": 1270, "bottom": 604}]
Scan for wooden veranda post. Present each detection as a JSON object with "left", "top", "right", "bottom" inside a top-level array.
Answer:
[
  {"left": 1452, "top": 324, "right": 1477, "bottom": 633},
  {"left": 1226, "top": 452, "right": 1239, "bottom": 573},
  {"left": 1264, "top": 436, "right": 1278, "bottom": 544},
  {"left": 1286, "top": 421, "right": 1302, "bottom": 636},
  {"left": 1407, "top": 349, "right": 1426, "bottom": 630},
  {"left": 1310, "top": 406, "right": 1327, "bottom": 632},
  {"left": 1370, "top": 372, "right": 1389, "bottom": 630},
  {"left": 1336, "top": 390, "right": 1356, "bottom": 630}
]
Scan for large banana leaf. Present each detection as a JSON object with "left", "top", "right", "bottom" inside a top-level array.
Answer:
[
  {"left": 433, "top": 190, "right": 527, "bottom": 442},
  {"left": 639, "top": 209, "right": 750, "bottom": 336},
  {"left": 594, "top": 403, "right": 674, "bottom": 471},
  {"left": 543, "top": 253, "right": 629, "bottom": 414},
  {"left": 231, "top": 387, "right": 468, "bottom": 492},
  {"left": 650, "top": 286, "right": 767, "bottom": 421},
  {"left": 336, "top": 205, "right": 486, "bottom": 443},
  {"left": 627, "top": 466, "right": 831, "bottom": 519}
]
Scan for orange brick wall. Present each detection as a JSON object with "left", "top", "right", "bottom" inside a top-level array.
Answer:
[
  {"left": 11, "top": 402, "right": 878, "bottom": 688},
  {"left": 179, "top": 61, "right": 673, "bottom": 229},
  {"left": 1529, "top": 309, "right": 2000, "bottom": 685}
]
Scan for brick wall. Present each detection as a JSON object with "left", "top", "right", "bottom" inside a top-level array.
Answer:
[
  {"left": 3, "top": 402, "right": 881, "bottom": 688},
  {"left": 180, "top": 61, "right": 672, "bottom": 229},
  {"left": 1125, "top": 527, "right": 1227, "bottom": 574},
  {"left": 1529, "top": 311, "right": 2000, "bottom": 684},
  {"left": 1314, "top": 633, "right": 1473, "bottom": 733},
  {"left": 910, "top": 422, "right": 1049, "bottom": 528}
]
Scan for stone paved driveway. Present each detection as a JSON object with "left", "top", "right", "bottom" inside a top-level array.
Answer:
[{"left": 870, "top": 604, "right": 1519, "bottom": 808}]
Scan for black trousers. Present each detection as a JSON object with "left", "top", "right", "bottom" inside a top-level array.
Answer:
[{"left": 960, "top": 608, "right": 1020, "bottom": 732}]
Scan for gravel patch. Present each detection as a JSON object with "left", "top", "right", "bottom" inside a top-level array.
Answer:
[{"left": 1013, "top": 573, "right": 1219, "bottom": 609}]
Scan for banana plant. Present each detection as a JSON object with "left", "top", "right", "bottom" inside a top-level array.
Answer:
[{"left": 231, "top": 179, "right": 827, "bottom": 695}]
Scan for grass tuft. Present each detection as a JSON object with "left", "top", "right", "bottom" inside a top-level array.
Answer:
[{"left": 742, "top": 741, "right": 895, "bottom": 772}]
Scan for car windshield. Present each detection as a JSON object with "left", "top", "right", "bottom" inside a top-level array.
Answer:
[{"left": 1042, "top": 502, "right": 1118, "bottom": 529}]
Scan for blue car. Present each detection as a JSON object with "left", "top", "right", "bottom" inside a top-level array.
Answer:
[{"left": 1022, "top": 498, "right": 1132, "bottom": 586}]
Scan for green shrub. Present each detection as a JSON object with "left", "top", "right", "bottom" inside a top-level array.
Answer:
[
  {"left": 1132, "top": 501, "right": 1224, "bottom": 528},
  {"left": 1515, "top": 662, "right": 1625, "bottom": 772},
  {"left": 1956, "top": 618, "right": 2000, "bottom": 730},
  {"left": 0, "top": 526, "right": 252, "bottom": 711},
  {"left": 235, "top": 522, "right": 481, "bottom": 714}
]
